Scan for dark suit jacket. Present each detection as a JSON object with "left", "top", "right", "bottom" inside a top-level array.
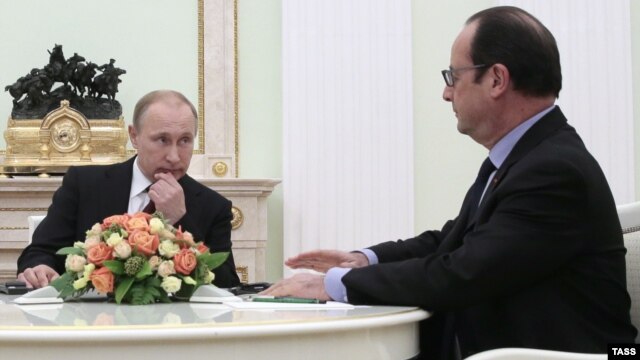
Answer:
[
  {"left": 342, "top": 107, "right": 637, "bottom": 357},
  {"left": 17, "top": 156, "right": 240, "bottom": 288}
]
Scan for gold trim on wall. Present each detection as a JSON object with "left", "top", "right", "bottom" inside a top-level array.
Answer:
[
  {"left": 196, "top": 0, "right": 205, "bottom": 154},
  {"left": 0, "top": 208, "right": 48, "bottom": 211},
  {"left": 0, "top": 227, "right": 28, "bottom": 231}
]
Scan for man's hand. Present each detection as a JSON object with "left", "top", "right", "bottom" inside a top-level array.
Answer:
[
  {"left": 260, "top": 273, "right": 330, "bottom": 300},
  {"left": 150, "top": 172, "right": 186, "bottom": 224},
  {"left": 17, "top": 265, "right": 59, "bottom": 288},
  {"left": 285, "top": 250, "right": 369, "bottom": 273}
]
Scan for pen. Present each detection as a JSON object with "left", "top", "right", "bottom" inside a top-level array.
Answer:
[{"left": 252, "top": 296, "right": 325, "bottom": 304}]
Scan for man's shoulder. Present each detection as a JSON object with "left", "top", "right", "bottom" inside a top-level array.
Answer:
[
  {"left": 67, "top": 159, "right": 131, "bottom": 179},
  {"left": 181, "top": 175, "right": 230, "bottom": 204}
]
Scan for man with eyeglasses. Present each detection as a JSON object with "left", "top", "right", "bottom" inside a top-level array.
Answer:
[{"left": 263, "top": 6, "right": 637, "bottom": 359}]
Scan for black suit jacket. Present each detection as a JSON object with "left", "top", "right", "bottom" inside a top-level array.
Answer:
[
  {"left": 17, "top": 156, "right": 240, "bottom": 288},
  {"left": 342, "top": 107, "right": 637, "bottom": 357}
]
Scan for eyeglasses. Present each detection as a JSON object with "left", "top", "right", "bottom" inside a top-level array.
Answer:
[{"left": 441, "top": 64, "right": 487, "bottom": 87}]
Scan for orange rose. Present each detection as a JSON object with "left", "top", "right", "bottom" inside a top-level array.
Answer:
[
  {"left": 102, "top": 214, "right": 130, "bottom": 230},
  {"left": 90, "top": 266, "right": 114, "bottom": 294},
  {"left": 196, "top": 242, "right": 209, "bottom": 254},
  {"left": 128, "top": 230, "right": 159, "bottom": 256},
  {"left": 87, "top": 242, "right": 114, "bottom": 266},
  {"left": 125, "top": 212, "right": 151, "bottom": 233},
  {"left": 174, "top": 248, "right": 198, "bottom": 275}
]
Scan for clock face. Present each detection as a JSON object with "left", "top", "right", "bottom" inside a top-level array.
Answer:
[{"left": 51, "top": 119, "right": 81, "bottom": 152}]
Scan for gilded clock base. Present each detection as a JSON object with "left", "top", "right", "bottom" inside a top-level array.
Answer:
[{"left": 2, "top": 100, "right": 128, "bottom": 175}]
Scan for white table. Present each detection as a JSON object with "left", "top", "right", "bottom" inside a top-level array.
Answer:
[{"left": 0, "top": 294, "right": 429, "bottom": 360}]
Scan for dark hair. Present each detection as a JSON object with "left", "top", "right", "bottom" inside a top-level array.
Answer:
[
  {"left": 132, "top": 90, "right": 198, "bottom": 134},
  {"left": 466, "top": 6, "right": 562, "bottom": 98}
]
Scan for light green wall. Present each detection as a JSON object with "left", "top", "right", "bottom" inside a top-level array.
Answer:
[
  {"left": 0, "top": 0, "right": 198, "bottom": 150},
  {"left": 239, "top": 1, "right": 640, "bottom": 281},
  {"left": 238, "top": 0, "right": 284, "bottom": 282},
  {"left": 411, "top": 0, "right": 494, "bottom": 231}
]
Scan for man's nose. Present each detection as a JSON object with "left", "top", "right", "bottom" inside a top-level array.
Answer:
[
  {"left": 442, "top": 86, "right": 453, "bottom": 102},
  {"left": 166, "top": 145, "right": 180, "bottom": 162}
]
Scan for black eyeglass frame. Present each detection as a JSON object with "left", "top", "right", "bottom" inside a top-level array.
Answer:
[{"left": 441, "top": 64, "right": 488, "bottom": 87}]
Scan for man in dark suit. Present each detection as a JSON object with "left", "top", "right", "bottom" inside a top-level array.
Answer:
[
  {"left": 262, "top": 6, "right": 637, "bottom": 358},
  {"left": 17, "top": 90, "right": 240, "bottom": 289}
]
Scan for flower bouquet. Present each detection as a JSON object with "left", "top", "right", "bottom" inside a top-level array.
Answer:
[{"left": 50, "top": 212, "right": 229, "bottom": 305}]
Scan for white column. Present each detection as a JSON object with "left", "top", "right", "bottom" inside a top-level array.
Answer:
[
  {"left": 282, "top": 0, "right": 414, "bottom": 275},
  {"left": 498, "top": 0, "right": 635, "bottom": 204}
]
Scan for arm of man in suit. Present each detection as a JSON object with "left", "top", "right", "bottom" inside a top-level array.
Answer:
[
  {"left": 17, "top": 167, "right": 82, "bottom": 288},
  {"left": 342, "top": 155, "right": 595, "bottom": 309}
]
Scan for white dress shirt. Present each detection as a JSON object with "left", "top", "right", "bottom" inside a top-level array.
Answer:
[{"left": 127, "top": 157, "right": 153, "bottom": 214}]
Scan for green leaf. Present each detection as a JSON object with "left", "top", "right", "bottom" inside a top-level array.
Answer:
[
  {"left": 198, "top": 252, "right": 229, "bottom": 270},
  {"left": 103, "top": 260, "right": 125, "bottom": 275},
  {"left": 135, "top": 261, "right": 152, "bottom": 280},
  {"left": 50, "top": 272, "right": 75, "bottom": 297},
  {"left": 174, "top": 281, "right": 196, "bottom": 301},
  {"left": 55, "top": 247, "right": 84, "bottom": 256},
  {"left": 115, "top": 277, "right": 135, "bottom": 304},
  {"left": 50, "top": 272, "right": 89, "bottom": 299}
]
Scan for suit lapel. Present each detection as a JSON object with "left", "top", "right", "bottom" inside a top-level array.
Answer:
[{"left": 101, "top": 156, "right": 135, "bottom": 215}]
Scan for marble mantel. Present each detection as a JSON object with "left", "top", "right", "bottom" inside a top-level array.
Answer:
[{"left": 0, "top": 176, "right": 280, "bottom": 283}]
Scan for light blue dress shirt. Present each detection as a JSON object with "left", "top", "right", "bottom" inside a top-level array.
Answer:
[{"left": 324, "top": 105, "right": 556, "bottom": 302}]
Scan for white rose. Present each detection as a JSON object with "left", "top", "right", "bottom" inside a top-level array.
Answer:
[
  {"left": 106, "top": 232, "right": 123, "bottom": 247},
  {"left": 149, "top": 256, "right": 161, "bottom": 270},
  {"left": 91, "top": 223, "right": 102, "bottom": 233},
  {"left": 113, "top": 241, "right": 132, "bottom": 259},
  {"left": 203, "top": 270, "right": 215, "bottom": 284},
  {"left": 149, "top": 218, "right": 165, "bottom": 235},
  {"left": 73, "top": 241, "right": 85, "bottom": 249},
  {"left": 157, "top": 260, "right": 176, "bottom": 278},
  {"left": 84, "top": 234, "right": 101, "bottom": 249},
  {"left": 65, "top": 254, "right": 87, "bottom": 273},
  {"left": 158, "top": 240, "right": 180, "bottom": 258},
  {"left": 161, "top": 276, "right": 182, "bottom": 293},
  {"left": 159, "top": 228, "right": 176, "bottom": 241}
]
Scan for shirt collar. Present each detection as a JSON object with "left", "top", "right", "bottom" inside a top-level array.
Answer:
[
  {"left": 129, "top": 156, "right": 153, "bottom": 198},
  {"left": 489, "top": 105, "right": 556, "bottom": 168}
]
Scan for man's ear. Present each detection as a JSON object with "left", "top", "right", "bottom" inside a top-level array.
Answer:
[
  {"left": 128, "top": 125, "right": 138, "bottom": 149},
  {"left": 488, "top": 63, "right": 510, "bottom": 97}
]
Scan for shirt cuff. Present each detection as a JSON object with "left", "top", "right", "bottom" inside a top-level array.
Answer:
[
  {"left": 324, "top": 267, "right": 351, "bottom": 303},
  {"left": 358, "top": 248, "right": 379, "bottom": 265}
]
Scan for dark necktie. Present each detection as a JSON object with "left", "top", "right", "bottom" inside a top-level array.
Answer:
[
  {"left": 142, "top": 186, "right": 155, "bottom": 214},
  {"left": 467, "top": 157, "right": 496, "bottom": 221}
]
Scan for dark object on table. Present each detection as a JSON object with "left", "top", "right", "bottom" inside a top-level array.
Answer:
[
  {"left": 229, "top": 282, "right": 272, "bottom": 295},
  {"left": 0, "top": 280, "right": 31, "bottom": 295}
]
